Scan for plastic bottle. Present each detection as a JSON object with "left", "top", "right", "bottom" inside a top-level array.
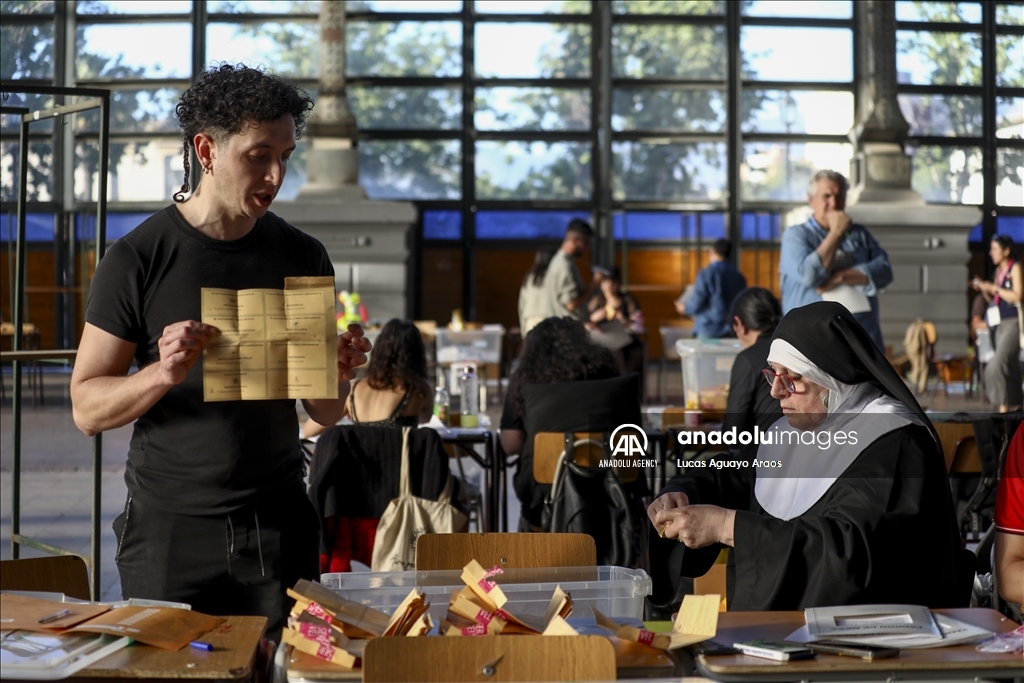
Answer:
[
  {"left": 433, "top": 386, "right": 450, "bottom": 426},
  {"left": 459, "top": 366, "right": 479, "bottom": 428}
]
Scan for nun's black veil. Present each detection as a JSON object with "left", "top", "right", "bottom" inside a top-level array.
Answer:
[{"left": 771, "top": 301, "right": 940, "bottom": 448}]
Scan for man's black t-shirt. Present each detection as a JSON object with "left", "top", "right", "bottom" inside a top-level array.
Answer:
[{"left": 85, "top": 206, "right": 334, "bottom": 515}]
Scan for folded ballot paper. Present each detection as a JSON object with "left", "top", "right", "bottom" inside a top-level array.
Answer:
[
  {"left": 442, "top": 560, "right": 576, "bottom": 636},
  {"left": 790, "top": 604, "right": 993, "bottom": 649},
  {"left": 284, "top": 579, "right": 433, "bottom": 671},
  {"left": 591, "top": 594, "right": 720, "bottom": 651}
]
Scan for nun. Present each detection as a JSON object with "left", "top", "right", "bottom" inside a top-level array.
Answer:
[{"left": 648, "top": 302, "right": 971, "bottom": 610}]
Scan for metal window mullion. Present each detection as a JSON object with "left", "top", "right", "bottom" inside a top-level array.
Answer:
[
  {"left": 463, "top": 3, "right": 476, "bottom": 320},
  {"left": 612, "top": 13, "right": 724, "bottom": 26},
  {"left": 983, "top": 1, "right": 998, "bottom": 244},
  {"left": 896, "top": 20, "right": 984, "bottom": 32},
  {"left": 726, "top": 0, "right": 742, "bottom": 267},
  {"left": 72, "top": 12, "right": 195, "bottom": 24},
  {"left": 595, "top": 0, "right": 612, "bottom": 271}
]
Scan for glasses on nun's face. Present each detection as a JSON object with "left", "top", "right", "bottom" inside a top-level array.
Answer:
[{"left": 762, "top": 367, "right": 797, "bottom": 393}]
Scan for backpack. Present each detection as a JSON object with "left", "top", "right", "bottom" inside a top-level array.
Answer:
[{"left": 541, "top": 433, "right": 636, "bottom": 567}]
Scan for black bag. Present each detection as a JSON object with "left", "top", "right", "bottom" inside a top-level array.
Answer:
[
  {"left": 953, "top": 415, "right": 1022, "bottom": 541},
  {"left": 541, "top": 433, "right": 636, "bottom": 567}
]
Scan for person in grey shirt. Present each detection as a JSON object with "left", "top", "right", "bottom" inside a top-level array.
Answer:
[{"left": 537, "top": 219, "right": 602, "bottom": 330}]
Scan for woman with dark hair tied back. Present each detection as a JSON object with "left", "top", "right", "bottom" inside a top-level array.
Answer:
[
  {"left": 723, "top": 288, "right": 784, "bottom": 442},
  {"left": 971, "top": 235, "right": 1023, "bottom": 412}
]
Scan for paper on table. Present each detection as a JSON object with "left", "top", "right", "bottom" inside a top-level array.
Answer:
[
  {"left": 589, "top": 319, "right": 633, "bottom": 351},
  {"left": 0, "top": 594, "right": 110, "bottom": 632},
  {"left": 820, "top": 284, "right": 871, "bottom": 314},
  {"left": 668, "top": 594, "right": 720, "bottom": 650},
  {"left": 66, "top": 606, "right": 223, "bottom": 651},
  {"left": 805, "top": 604, "right": 939, "bottom": 639},
  {"left": 788, "top": 612, "right": 992, "bottom": 649},
  {"left": 202, "top": 276, "right": 338, "bottom": 401}
]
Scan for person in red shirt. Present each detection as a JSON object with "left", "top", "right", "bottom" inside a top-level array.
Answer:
[{"left": 995, "top": 425, "right": 1024, "bottom": 605}]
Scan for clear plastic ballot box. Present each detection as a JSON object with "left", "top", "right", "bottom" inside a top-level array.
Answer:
[
  {"left": 321, "top": 566, "right": 651, "bottom": 621},
  {"left": 676, "top": 338, "right": 744, "bottom": 412}
]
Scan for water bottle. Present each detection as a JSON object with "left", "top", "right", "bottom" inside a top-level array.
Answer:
[
  {"left": 459, "top": 366, "right": 479, "bottom": 428},
  {"left": 433, "top": 386, "right": 450, "bottom": 426}
]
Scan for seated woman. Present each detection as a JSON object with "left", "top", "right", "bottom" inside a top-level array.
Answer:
[
  {"left": 303, "top": 318, "right": 433, "bottom": 439},
  {"left": 499, "top": 317, "right": 626, "bottom": 531},
  {"left": 723, "top": 287, "right": 784, "bottom": 443},
  {"left": 587, "top": 266, "right": 645, "bottom": 379},
  {"left": 648, "top": 302, "right": 970, "bottom": 609}
]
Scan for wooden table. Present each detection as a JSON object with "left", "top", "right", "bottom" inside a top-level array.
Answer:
[
  {"left": 696, "top": 608, "right": 1023, "bottom": 682},
  {"left": 65, "top": 615, "right": 266, "bottom": 682}
]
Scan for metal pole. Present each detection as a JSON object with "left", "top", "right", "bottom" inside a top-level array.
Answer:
[
  {"left": 11, "top": 117, "right": 30, "bottom": 560},
  {"left": 90, "top": 91, "right": 110, "bottom": 600},
  {"left": 726, "top": 1, "right": 742, "bottom": 267}
]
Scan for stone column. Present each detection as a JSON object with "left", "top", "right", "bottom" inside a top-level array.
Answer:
[
  {"left": 842, "top": 0, "right": 980, "bottom": 355},
  {"left": 297, "top": 0, "right": 366, "bottom": 200},
  {"left": 847, "top": 0, "right": 921, "bottom": 205}
]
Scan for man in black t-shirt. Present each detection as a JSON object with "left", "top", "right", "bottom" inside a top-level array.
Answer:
[{"left": 70, "top": 65, "right": 369, "bottom": 638}]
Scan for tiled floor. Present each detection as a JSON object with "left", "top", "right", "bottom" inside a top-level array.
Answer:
[{"left": 0, "top": 364, "right": 990, "bottom": 601}]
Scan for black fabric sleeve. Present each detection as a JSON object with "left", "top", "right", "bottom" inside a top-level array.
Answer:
[{"left": 84, "top": 238, "right": 146, "bottom": 344}]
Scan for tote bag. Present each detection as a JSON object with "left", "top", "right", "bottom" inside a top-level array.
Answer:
[{"left": 371, "top": 427, "right": 468, "bottom": 571}]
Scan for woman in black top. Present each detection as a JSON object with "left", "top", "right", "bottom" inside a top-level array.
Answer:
[{"left": 723, "top": 288, "right": 784, "bottom": 445}]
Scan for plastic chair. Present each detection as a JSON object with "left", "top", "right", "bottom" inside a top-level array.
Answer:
[{"left": 415, "top": 532, "right": 596, "bottom": 570}]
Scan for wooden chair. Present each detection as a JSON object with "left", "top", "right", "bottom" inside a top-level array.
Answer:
[
  {"left": 363, "top": 636, "right": 616, "bottom": 682},
  {"left": 0, "top": 555, "right": 91, "bottom": 600},
  {"left": 415, "top": 532, "right": 596, "bottom": 570},
  {"left": 935, "top": 422, "right": 976, "bottom": 473},
  {"left": 533, "top": 431, "right": 638, "bottom": 485}
]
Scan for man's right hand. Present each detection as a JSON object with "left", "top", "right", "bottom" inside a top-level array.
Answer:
[
  {"left": 157, "top": 320, "right": 219, "bottom": 385},
  {"left": 647, "top": 491, "right": 690, "bottom": 530},
  {"left": 827, "top": 210, "right": 852, "bottom": 236}
]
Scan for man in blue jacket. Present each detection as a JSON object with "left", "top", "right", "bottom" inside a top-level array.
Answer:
[
  {"left": 779, "top": 170, "right": 892, "bottom": 350},
  {"left": 677, "top": 239, "right": 747, "bottom": 338}
]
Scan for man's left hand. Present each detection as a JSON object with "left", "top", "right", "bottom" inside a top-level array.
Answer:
[
  {"left": 658, "top": 504, "right": 735, "bottom": 548},
  {"left": 817, "top": 268, "right": 869, "bottom": 293},
  {"left": 337, "top": 323, "right": 371, "bottom": 382}
]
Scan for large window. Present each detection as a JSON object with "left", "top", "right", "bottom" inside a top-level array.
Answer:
[{"left": 2, "top": 0, "right": 1019, "bottom": 320}]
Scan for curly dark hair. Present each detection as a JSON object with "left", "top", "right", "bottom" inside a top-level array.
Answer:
[
  {"left": 364, "top": 319, "right": 428, "bottom": 392},
  {"left": 173, "top": 63, "right": 314, "bottom": 202},
  {"left": 507, "top": 317, "right": 619, "bottom": 418}
]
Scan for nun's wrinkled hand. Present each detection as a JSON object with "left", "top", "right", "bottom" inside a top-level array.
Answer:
[
  {"left": 658, "top": 504, "right": 736, "bottom": 549},
  {"left": 649, "top": 492, "right": 689, "bottom": 531}
]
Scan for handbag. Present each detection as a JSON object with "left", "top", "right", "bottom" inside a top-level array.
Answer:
[
  {"left": 371, "top": 427, "right": 468, "bottom": 571},
  {"left": 541, "top": 433, "right": 636, "bottom": 567}
]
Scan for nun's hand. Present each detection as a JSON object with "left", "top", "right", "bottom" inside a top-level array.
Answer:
[
  {"left": 648, "top": 492, "right": 689, "bottom": 530},
  {"left": 658, "top": 504, "right": 736, "bottom": 549}
]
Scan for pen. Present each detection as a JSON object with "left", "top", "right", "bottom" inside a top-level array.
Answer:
[
  {"left": 38, "top": 608, "right": 70, "bottom": 624},
  {"left": 190, "top": 641, "right": 214, "bottom": 652}
]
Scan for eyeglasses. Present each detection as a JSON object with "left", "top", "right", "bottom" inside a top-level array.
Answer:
[{"left": 762, "top": 367, "right": 797, "bottom": 393}]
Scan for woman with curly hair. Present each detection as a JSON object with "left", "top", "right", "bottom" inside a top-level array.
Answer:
[
  {"left": 499, "top": 317, "right": 638, "bottom": 530},
  {"left": 345, "top": 318, "right": 433, "bottom": 427}
]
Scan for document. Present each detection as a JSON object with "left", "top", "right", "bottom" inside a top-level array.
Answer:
[
  {"left": 805, "top": 604, "right": 939, "bottom": 639},
  {"left": 202, "top": 277, "right": 338, "bottom": 401},
  {"left": 788, "top": 612, "right": 992, "bottom": 649},
  {"left": 820, "top": 284, "right": 871, "bottom": 314}
]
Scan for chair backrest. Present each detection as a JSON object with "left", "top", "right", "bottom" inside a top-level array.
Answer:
[
  {"left": 935, "top": 421, "right": 975, "bottom": 472},
  {"left": 0, "top": 556, "right": 91, "bottom": 600},
  {"left": 415, "top": 532, "right": 596, "bottom": 570},
  {"left": 950, "top": 436, "right": 983, "bottom": 473},
  {"left": 363, "top": 636, "right": 615, "bottom": 682},
  {"left": 533, "top": 432, "right": 638, "bottom": 484}
]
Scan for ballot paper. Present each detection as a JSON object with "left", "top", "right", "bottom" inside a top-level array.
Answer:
[
  {"left": 789, "top": 612, "right": 992, "bottom": 649},
  {"left": 202, "top": 276, "right": 338, "bottom": 401},
  {"left": 820, "top": 284, "right": 871, "bottom": 314}
]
